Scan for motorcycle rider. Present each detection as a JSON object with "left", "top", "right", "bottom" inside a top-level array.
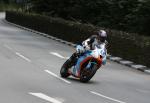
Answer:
[{"left": 66, "top": 29, "right": 108, "bottom": 68}]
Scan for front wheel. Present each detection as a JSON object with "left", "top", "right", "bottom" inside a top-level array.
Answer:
[
  {"left": 60, "top": 60, "right": 71, "bottom": 78},
  {"left": 80, "top": 65, "right": 98, "bottom": 83}
]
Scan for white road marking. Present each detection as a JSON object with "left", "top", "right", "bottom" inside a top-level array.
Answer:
[
  {"left": 90, "top": 91, "right": 126, "bottom": 103},
  {"left": 136, "top": 89, "right": 150, "bottom": 93},
  {"left": 15, "top": 52, "right": 31, "bottom": 62},
  {"left": 50, "top": 52, "right": 65, "bottom": 59},
  {"left": 4, "top": 44, "right": 32, "bottom": 62},
  {"left": 3, "top": 44, "right": 13, "bottom": 50},
  {"left": 29, "top": 92, "right": 62, "bottom": 103},
  {"left": 145, "top": 69, "right": 150, "bottom": 74},
  {"left": 45, "top": 70, "right": 71, "bottom": 84},
  {"left": 65, "top": 57, "right": 69, "bottom": 59},
  {"left": 50, "top": 52, "right": 69, "bottom": 59}
]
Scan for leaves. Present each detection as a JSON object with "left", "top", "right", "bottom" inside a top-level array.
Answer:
[{"left": 28, "top": 0, "right": 150, "bottom": 36}]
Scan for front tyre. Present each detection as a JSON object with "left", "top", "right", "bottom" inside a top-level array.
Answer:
[
  {"left": 80, "top": 65, "right": 98, "bottom": 83},
  {"left": 60, "top": 60, "right": 70, "bottom": 78}
]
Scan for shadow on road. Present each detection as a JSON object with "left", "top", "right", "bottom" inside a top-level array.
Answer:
[{"left": 66, "top": 77, "right": 100, "bottom": 85}]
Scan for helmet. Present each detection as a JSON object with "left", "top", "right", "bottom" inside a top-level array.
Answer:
[{"left": 97, "top": 30, "right": 107, "bottom": 42}]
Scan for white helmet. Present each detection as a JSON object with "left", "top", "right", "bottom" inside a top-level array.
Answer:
[{"left": 97, "top": 30, "right": 107, "bottom": 42}]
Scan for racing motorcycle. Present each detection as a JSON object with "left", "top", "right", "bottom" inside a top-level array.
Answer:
[{"left": 60, "top": 44, "right": 107, "bottom": 82}]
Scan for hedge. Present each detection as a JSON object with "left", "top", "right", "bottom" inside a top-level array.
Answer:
[{"left": 6, "top": 11, "right": 150, "bottom": 67}]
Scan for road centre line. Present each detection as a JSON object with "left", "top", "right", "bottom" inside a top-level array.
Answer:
[
  {"left": 29, "top": 92, "right": 62, "bottom": 103},
  {"left": 135, "top": 89, "right": 150, "bottom": 93},
  {"left": 90, "top": 91, "right": 126, "bottom": 103},
  {"left": 50, "top": 52, "right": 69, "bottom": 59},
  {"left": 3, "top": 44, "right": 31, "bottom": 62},
  {"left": 3, "top": 44, "right": 13, "bottom": 50},
  {"left": 15, "top": 52, "right": 31, "bottom": 62},
  {"left": 45, "top": 70, "right": 71, "bottom": 84}
]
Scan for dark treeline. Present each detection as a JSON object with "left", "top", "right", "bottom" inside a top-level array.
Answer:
[
  {"left": 0, "top": 0, "right": 17, "bottom": 3},
  {"left": 1, "top": 0, "right": 150, "bottom": 36},
  {"left": 0, "top": 0, "right": 25, "bottom": 11},
  {"left": 28, "top": 0, "right": 150, "bottom": 36}
]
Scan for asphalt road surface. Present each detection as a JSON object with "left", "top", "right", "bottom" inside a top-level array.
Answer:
[{"left": 0, "top": 12, "right": 150, "bottom": 103}]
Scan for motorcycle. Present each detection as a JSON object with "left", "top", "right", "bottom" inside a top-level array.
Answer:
[{"left": 60, "top": 44, "right": 107, "bottom": 82}]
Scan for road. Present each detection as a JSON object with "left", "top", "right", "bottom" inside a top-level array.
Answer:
[{"left": 0, "top": 12, "right": 150, "bottom": 103}]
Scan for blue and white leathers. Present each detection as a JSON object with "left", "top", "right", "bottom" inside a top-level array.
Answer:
[{"left": 72, "top": 44, "right": 107, "bottom": 77}]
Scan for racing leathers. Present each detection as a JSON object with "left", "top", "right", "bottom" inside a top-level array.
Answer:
[{"left": 67, "top": 35, "right": 107, "bottom": 69}]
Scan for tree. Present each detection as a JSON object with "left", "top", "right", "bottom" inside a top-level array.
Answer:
[{"left": 29, "top": 0, "right": 150, "bottom": 36}]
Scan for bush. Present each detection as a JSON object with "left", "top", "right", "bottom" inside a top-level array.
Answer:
[
  {"left": 29, "top": 0, "right": 150, "bottom": 36},
  {"left": 6, "top": 11, "right": 97, "bottom": 42},
  {"left": 6, "top": 11, "right": 150, "bottom": 67},
  {"left": 107, "top": 30, "right": 150, "bottom": 66}
]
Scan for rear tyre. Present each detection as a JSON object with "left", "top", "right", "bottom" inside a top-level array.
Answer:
[
  {"left": 80, "top": 65, "right": 98, "bottom": 83},
  {"left": 60, "top": 60, "right": 71, "bottom": 78}
]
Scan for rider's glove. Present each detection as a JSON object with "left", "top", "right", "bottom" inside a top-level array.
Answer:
[{"left": 76, "top": 45, "right": 85, "bottom": 54}]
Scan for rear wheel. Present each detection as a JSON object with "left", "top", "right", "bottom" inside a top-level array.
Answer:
[
  {"left": 60, "top": 60, "right": 71, "bottom": 78},
  {"left": 80, "top": 64, "right": 98, "bottom": 83}
]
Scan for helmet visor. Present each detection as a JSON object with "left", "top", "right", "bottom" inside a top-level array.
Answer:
[{"left": 100, "top": 37, "right": 106, "bottom": 42}]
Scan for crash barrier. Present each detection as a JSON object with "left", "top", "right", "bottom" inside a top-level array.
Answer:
[{"left": 6, "top": 11, "right": 150, "bottom": 67}]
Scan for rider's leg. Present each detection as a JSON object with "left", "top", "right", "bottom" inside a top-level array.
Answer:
[
  {"left": 65, "top": 51, "right": 84, "bottom": 68},
  {"left": 67, "top": 52, "right": 78, "bottom": 68}
]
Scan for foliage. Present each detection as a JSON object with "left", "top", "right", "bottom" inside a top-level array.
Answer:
[
  {"left": 0, "top": 0, "right": 22, "bottom": 11},
  {"left": 29, "top": 0, "right": 150, "bottom": 36}
]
